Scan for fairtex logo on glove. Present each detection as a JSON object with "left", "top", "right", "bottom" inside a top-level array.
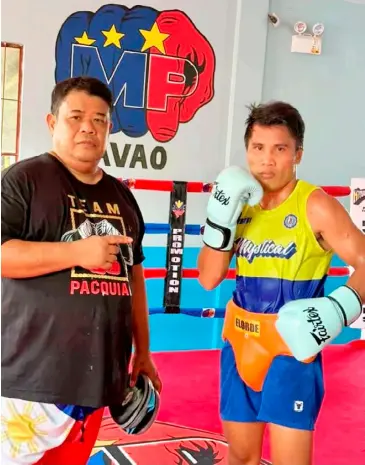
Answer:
[
  {"left": 235, "top": 238, "right": 297, "bottom": 263},
  {"left": 213, "top": 186, "right": 230, "bottom": 206},
  {"left": 304, "top": 307, "right": 331, "bottom": 345},
  {"left": 55, "top": 5, "right": 215, "bottom": 143}
]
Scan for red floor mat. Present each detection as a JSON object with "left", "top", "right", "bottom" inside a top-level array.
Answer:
[{"left": 89, "top": 341, "right": 365, "bottom": 465}]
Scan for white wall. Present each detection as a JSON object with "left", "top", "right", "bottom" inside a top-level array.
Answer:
[{"left": 263, "top": 0, "right": 365, "bottom": 189}]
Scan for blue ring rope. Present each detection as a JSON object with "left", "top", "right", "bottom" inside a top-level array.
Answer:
[
  {"left": 149, "top": 308, "right": 225, "bottom": 318},
  {"left": 145, "top": 223, "right": 202, "bottom": 235}
]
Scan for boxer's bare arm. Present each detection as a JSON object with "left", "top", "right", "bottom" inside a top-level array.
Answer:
[
  {"left": 197, "top": 245, "right": 234, "bottom": 290},
  {"left": 307, "top": 189, "right": 365, "bottom": 301},
  {"left": 1, "top": 240, "right": 78, "bottom": 278}
]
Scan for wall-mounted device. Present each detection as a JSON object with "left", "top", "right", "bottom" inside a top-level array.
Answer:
[{"left": 291, "top": 21, "right": 325, "bottom": 55}]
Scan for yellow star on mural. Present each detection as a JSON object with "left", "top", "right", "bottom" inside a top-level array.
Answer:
[
  {"left": 74, "top": 32, "right": 96, "bottom": 46},
  {"left": 102, "top": 25, "right": 124, "bottom": 48},
  {"left": 139, "top": 22, "right": 170, "bottom": 54}
]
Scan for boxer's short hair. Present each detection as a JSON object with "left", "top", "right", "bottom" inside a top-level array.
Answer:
[
  {"left": 50, "top": 76, "right": 113, "bottom": 115},
  {"left": 244, "top": 101, "right": 305, "bottom": 150}
]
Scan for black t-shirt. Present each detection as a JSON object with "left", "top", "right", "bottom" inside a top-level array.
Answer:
[{"left": 1, "top": 153, "right": 145, "bottom": 407}]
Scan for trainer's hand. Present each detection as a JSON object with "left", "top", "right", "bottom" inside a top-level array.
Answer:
[
  {"left": 130, "top": 352, "right": 162, "bottom": 393},
  {"left": 72, "top": 235, "right": 133, "bottom": 271}
]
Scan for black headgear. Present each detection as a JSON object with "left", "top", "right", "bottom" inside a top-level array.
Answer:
[{"left": 109, "top": 374, "right": 160, "bottom": 435}]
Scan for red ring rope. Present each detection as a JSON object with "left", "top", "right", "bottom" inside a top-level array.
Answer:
[
  {"left": 119, "top": 178, "right": 351, "bottom": 197},
  {"left": 321, "top": 186, "right": 351, "bottom": 197},
  {"left": 144, "top": 267, "right": 350, "bottom": 279}
]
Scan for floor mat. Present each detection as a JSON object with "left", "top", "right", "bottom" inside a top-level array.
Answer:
[{"left": 87, "top": 341, "right": 365, "bottom": 465}]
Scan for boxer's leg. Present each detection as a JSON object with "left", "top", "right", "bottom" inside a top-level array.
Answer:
[
  {"left": 258, "top": 354, "right": 325, "bottom": 465},
  {"left": 269, "top": 423, "right": 313, "bottom": 465},
  {"left": 223, "top": 422, "right": 265, "bottom": 465},
  {"left": 220, "top": 342, "right": 265, "bottom": 465}
]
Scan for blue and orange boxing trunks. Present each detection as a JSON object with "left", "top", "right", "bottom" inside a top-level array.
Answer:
[{"left": 219, "top": 300, "right": 325, "bottom": 430}]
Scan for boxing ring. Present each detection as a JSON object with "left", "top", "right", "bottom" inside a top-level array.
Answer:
[{"left": 86, "top": 179, "right": 365, "bottom": 465}]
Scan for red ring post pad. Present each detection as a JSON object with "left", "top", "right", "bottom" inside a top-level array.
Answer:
[
  {"left": 120, "top": 178, "right": 350, "bottom": 197},
  {"left": 163, "top": 181, "right": 188, "bottom": 314}
]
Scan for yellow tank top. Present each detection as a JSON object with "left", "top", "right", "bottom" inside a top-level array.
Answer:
[{"left": 233, "top": 180, "right": 333, "bottom": 314}]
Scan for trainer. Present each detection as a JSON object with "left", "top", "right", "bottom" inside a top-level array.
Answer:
[
  {"left": 1, "top": 76, "right": 161, "bottom": 465},
  {"left": 198, "top": 101, "right": 365, "bottom": 465}
]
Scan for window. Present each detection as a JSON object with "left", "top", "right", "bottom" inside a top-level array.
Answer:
[{"left": 1, "top": 42, "right": 23, "bottom": 170}]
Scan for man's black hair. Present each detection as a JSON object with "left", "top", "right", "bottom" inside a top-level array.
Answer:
[
  {"left": 244, "top": 101, "right": 305, "bottom": 150},
  {"left": 51, "top": 76, "right": 113, "bottom": 115}
]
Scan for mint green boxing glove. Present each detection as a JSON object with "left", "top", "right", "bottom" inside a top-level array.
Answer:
[
  {"left": 275, "top": 285, "right": 362, "bottom": 362},
  {"left": 203, "top": 166, "right": 263, "bottom": 251}
]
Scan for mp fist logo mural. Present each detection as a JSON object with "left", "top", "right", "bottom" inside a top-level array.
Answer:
[{"left": 55, "top": 4, "right": 216, "bottom": 144}]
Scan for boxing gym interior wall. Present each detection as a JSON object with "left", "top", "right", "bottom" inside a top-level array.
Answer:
[{"left": 2, "top": 0, "right": 364, "bottom": 351}]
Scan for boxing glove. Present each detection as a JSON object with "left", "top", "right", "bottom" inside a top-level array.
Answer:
[
  {"left": 275, "top": 285, "right": 362, "bottom": 361},
  {"left": 203, "top": 166, "right": 263, "bottom": 251}
]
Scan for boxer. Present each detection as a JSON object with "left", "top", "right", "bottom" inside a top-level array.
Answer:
[
  {"left": 1, "top": 76, "right": 161, "bottom": 464},
  {"left": 198, "top": 101, "right": 365, "bottom": 465}
]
